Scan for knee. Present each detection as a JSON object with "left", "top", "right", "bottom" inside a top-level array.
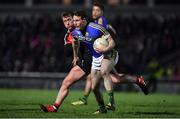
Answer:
[
  {"left": 87, "top": 77, "right": 92, "bottom": 84},
  {"left": 111, "top": 74, "right": 120, "bottom": 83},
  {"left": 62, "top": 80, "right": 71, "bottom": 89},
  {"left": 101, "top": 69, "right": 109, "bottom": 77},
  {"left": 91, "top": 84, "right": 95, "bottom": 91}
]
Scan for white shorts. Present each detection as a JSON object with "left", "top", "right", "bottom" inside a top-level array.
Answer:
[
  {"left": 92, "top": 55, "right": 104, "bottom": 70},
  {"left": 91, "top": 51, "right": 119, "bottom": 70}
]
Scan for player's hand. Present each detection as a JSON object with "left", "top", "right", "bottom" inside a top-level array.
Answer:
[{"left": 72, "top": 57, "right": 79, "bottom": 66}]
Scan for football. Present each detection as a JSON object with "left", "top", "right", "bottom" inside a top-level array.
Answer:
[{"left": 93, "top": 35, "right": 109, "bottom": 51}]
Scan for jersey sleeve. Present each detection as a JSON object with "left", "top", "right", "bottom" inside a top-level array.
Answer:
[
  {"left": 72, "top": 29, "right": 87, "bottom": 41},
  {"left": 72, "top": 29, "right": 83, "bottom": 39},
  {"left": 64, "top": 31, "right": 75, "bottom": 45},
  {"left": 63, "top": 32, "right": 69, "bottom": 45},
  {"left": 88, "top": 22, "right": 110, "bottom": 36},
  {"left": 97, "top": 23, "right": 110, "bottom": 36},
  {"left": 72, "top": 29, "right": 83, "bottom": 37},
  {"left": 97, "top": 17, "right": 108, "bottom": 29}
]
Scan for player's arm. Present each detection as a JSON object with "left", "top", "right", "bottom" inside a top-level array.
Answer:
[
  {"left": 95, "top": 23, "right": 116, "bottom": 53},
  {"left": 71, "top": 30, "right": 84, "bottom": 66},
  {"left": 98, "top": 17, "right": 117, "bottom": 40},
  {"left": 72, "top": 38, "right": 80, "bottom": 66},
  {"left": 106, "top": 35, "right": 115, "bottom": 51},
  {"left": 101, "top": 23, "right": 116, "bottom": 52},
  {"left": 98, "top": 34, "right": 115, "bottom": 53},
  {"left": 107, "top": 24, "right": 116, "bottom": 35}
]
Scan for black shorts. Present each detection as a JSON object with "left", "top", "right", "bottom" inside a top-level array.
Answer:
[
  {"left": 64, "top": 44, "right": 73, "bottom": 57},
  {"left": 63, "top": 44, "right": 74, "bottom": 72},
  {"left": 78, "top": 45, "right": 92, "bottom": 75}
]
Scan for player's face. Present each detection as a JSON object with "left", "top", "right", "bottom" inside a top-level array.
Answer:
[
  {"left": 62, "top": 16, "right": 73, "bottom": 30},
  {"left": 92, "top": 6, "right": 103, "bottom": 20},
  {"left": 73, "top": 15, "right": 84, "bottom": 30}
]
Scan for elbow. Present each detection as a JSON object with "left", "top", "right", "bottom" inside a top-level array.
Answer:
[{"left": 110, "top": 41, "right": 115, "bottom": 49}]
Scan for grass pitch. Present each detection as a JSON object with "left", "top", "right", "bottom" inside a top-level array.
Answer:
[{"left": 0, "top": 89, "right": 179, "bottom": 118}]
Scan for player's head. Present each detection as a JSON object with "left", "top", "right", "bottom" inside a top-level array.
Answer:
[
  {"left": 92, "top": 2, "right": 104, "bottom": 20},
  {"left": 61, "top": 11, "right": 74, "bottom": 30},
  {"left": 73, "top": 10, "right": 87, "bottom": 30}
]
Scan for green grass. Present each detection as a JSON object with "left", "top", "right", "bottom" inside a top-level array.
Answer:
[{"left": 0, "top": 89, "right": 180, "bottom": 118}]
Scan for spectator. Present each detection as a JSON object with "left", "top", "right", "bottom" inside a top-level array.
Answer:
[
  {"left": 107, "top": 0, "right": 120, "bottom": 6},
  {"left": 62, "top": 0, "right": 72, "bottom": 5}
]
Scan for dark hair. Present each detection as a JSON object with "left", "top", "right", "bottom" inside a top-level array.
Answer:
[
  {"left": 73, "top": 10, "right": 86, "bottom": 19},
  {"left": 60, "top": 11, "right": 73, "bottom": 18},
  {"left": 93, "top": 2, "right": 104, "bottom": 11}
]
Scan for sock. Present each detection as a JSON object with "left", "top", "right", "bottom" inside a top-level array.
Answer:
[
  {"left": 82, "top": 94, "right": 89, "bottom": 102},
  {"left": 99, "top": 102, "right": 105, "bottom": 110},
  {"left": 107, "top": 90, "right": 115, "bottom": 106},
  {"left": 53, "top": 102, "right": 60, "bottom": 110}
]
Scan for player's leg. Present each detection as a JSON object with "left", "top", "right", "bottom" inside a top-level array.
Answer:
[
  {"left": 71, "top": 51, "right": 92, "bottom": 105},
  {"left": 81, "top": 75, "right": 92, "bottom": 103},
  {"left": 110, "top": 73, "right": 137, "bottom": 83},
  {"left": 91, "top": 69, "right": 107, "bottom": 114},
  {"left": 40, "top": 65, "right": 86, "bottom": 112},
  {"left": 55, "top": 66, "right": 86, "bottom": 104},
  {"left": 110, "top": 73, "right": 148, "bottom": 95},
  {"left": 71, "top": 74, "right": 91, "bottom": 105},
  {"left": 101, "top": 58, "right": 115, "bottom": 111},
  {"left": 109, "top": 51, "right": 148, "bottom": 95}
]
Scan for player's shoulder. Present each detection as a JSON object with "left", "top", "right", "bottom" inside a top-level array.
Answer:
[
  {"left": 98, "top": 16, "right": 108, "bottom": 28},
  {"left": 88, "top": 22, "right": 109, "bottom": 35},
  {"left": 72, "top": 28, "right": 82, "bottom": 35},
  {"left": 99, "top": 16, "right": 107, "bottom": 21},
  {"left": 88, "top": 22, "right": 98, "bottom": 26},
  {"left": 88, "top": 22, "right": 106, "bottom": 30}
]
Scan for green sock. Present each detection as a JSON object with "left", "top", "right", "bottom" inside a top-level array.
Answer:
[
  {"left": 82, "top": 94, "right": 88, "bottom": 102},
  {"left": 99, "top": 102, "right": 105, "bottom": 110},
  {"left": 107, "top": 90, "right": 115, "bottom": 106},
  {"left": 99, "top": 105, "right": 105, "bottom": 109}
]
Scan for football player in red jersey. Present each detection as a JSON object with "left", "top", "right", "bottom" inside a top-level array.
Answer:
[{"left": 40, "top": 11, "right": 92, "bottom": 112}]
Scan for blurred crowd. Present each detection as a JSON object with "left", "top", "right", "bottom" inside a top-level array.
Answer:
[
  {"left": 0, "top": 15, "right": 66, "bottom": 72},
  {"left": 112, "top": 14, "right": 180, "bottom": 69},
  {"left": 0, "top": 14, "right": 180, "bottom": 82},
  {"left": 1, "top": 0, "right": 180, "bottom": 6},
  {"left": 111, "top": 14, "right": 180, "bottom": 82}
]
